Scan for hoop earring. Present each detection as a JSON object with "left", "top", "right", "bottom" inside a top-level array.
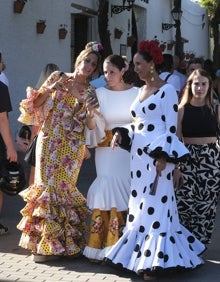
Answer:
[{"left": 150, "top": 65, "right": 155, "bottom": 81}]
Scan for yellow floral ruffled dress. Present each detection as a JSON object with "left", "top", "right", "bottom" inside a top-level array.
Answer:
[{"left": 17, "top": 71, "right": 91, "bottom": 256}]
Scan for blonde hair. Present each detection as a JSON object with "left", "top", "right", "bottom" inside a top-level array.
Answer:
[{"left": 74, "top": 43, "right": 102, "bottom": 76}]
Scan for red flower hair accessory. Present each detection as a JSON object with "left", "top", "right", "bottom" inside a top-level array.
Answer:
[{"left": 138, "top": 40, "right": 164, "bottom": 65}]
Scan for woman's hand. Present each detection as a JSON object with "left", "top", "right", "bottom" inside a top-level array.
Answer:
[
  {"left": 86, "top": 97, "right": 99, "bottom": 117},
  {"left": 155, "top": 158, "right": 166, "bottom": 176},
  {"left": 85, "top": 97, "right": 98, "bottom": 130},
  {"left": 173, "top": 167, "right": 184, "bottom": 189},
  {"left": 111, "top": 131, "right": 122, "bottom": 150},
  {"left": 84, "top": 147, "right": 91, "bottom": 159},
  {"left": 6, "top": 146, "right": 18, "bottom": 163}
]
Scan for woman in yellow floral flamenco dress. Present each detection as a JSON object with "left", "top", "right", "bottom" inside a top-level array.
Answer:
[{"left": 17, "top": 42, "right": 103, "bottom": 263}]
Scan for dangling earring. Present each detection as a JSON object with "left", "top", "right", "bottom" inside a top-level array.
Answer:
[{"left": 150, "top": 65, "right": 155, "bottom": 81}]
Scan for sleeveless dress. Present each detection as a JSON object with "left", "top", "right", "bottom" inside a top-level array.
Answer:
[
  {"left": 105, "top": 84, "right": 205, "bottom": 275},
  {"left": 17, "top": 71, "right": 91, "bottom": 256}
]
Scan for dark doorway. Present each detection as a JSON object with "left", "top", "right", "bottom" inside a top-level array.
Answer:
[{"left": 71, "top": 14, "right": 89, "bottom": 71}]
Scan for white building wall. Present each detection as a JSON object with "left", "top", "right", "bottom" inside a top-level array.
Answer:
[
  {"left": 181, "top": 0, "right": 209, "bottom": 59},
  {"left": 0, "top": 0, "right": 209, "bottom": 138},
  {"left": 0, "top": 0, "right": 99, "bottom": 135}
]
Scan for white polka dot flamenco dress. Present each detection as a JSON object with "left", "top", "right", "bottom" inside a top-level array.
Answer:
[{"left": 105, "top": 84, "right": 206, "bottom": 275}]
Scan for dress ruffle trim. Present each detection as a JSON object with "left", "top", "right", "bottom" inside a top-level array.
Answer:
[
  {"left": 87, "top": 175, "right": 130, "bottom": 211},
  {"left": 18, "top": 86, "right": 54, "bottom": 126},
  {"left": 83, "top": 246, "right": 112, "bottom": 261},
  {"left": 85, "top": 111, "right": 106, "bottom": 147},
  {"left": 143, "top": 133, "right": 190, "bottom": 163},
  {"left": 17, "top": 184, "right": 90, "bottom": 255},
  {"left": 105, "top": 226, "right": 205, "bottom": 274}
]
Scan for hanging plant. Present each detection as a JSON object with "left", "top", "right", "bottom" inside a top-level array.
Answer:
[
  {"left": 114, "top": 28, "right": 123, "bottom": 39},
  {"left": 160, "top": 42, "right": 166, "bottom": 52},
  {"left": 184, "top": 52, "right": 190, "bottom": 60},
  {"left": 127, "top": 35, "right": 136, "bottom": 47},
  {"left": 58, "top": 24, "right": 68, "bottom": 39},
  {"left": 153, "top": 36, "right": 160, "bottom": 46},
  {"left": 189, "top": 52, "right": 195, "bottom": 59},
  {"left": 13, "top": 0, "right": 27, "bottom": 14},
  {"left": 36, "top": 20, "right": 46, "bottom": 34}
]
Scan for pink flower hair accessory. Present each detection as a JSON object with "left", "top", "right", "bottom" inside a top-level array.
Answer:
[{"left": 92, "top": 43, "right": 104, "bottom": 53}]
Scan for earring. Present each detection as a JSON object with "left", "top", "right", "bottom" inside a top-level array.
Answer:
[{"left": 150, "top": 65, "right": 155, "bottom": 81}]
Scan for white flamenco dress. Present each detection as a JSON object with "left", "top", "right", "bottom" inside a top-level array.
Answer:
[
  {"left": 84, "top": 86, "right": 139, "bottom": 261},
  {"left": 105, "top": 84, "right": 205, "bottom": 275}
]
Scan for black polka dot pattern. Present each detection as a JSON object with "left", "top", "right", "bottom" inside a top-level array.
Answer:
[
  {"left": 105, "top": 84, "right": 204, "bottom": 273},
  {"left": 149, "top": 103, "right": 156, "bottom": 110},
  {"left": 153, "top": 221, "right": 160, "bottom": 229},
  {"left": 161, "top": 196, "right": 168, "bottom": 203},
  {"left": 138, "top": 123, "right": 144, "bottom": 130},
  {"left": 128, "top": 214, "right": 134, "bottom": 222},
  {"left": 170, "top": 125, "right": 176, "bottom": 134},
  {"left": 144, "top": 249, "right": 151, "bottom": 257},
  {"left": 147, "top": 124, "right": 154, "bottom": 131},
  {"left": 131, "top": 190, "right": 137, "bottom": 197},
  {"left": 148, "top": 207, "right": 154, "bottom": 215}
]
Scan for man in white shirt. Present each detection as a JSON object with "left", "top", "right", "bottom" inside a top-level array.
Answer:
[{"left": 159, "top": 54, "right": 181, "bottom": 95}]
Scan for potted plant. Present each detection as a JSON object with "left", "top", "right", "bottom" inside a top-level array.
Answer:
[
  {"left": 153, "top": 36, "right": 160, "bottom": 46},
  {"left": 160, "top": 42, "right": 166, "bottom": 52},
  {"left": 13, "top": 0, "right": 27, "bottom": 14},
  {"left": 184, "top": 52, "right": 190, "bottom": 60},
  {"left": 114, "top": 28, "right": 123, "bottom": 39},
  {"left": 59, "top": 24, "right": 68, "bottom": 39},
  {"left": 127, "top": 35, "right": 136, "bottom": 47},
  {"left": 36, "top": 20, "right": 46, "bottom": 34},
  {"left": 189, "top": 52, "right": 195, "bottom": 59}
]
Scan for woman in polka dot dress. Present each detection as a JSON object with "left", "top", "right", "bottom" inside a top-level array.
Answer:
[
  {"left": 17, "top": 43, "right": 102, "bottom": 263},
  {"left": 105, "top": 40, "right": 206, "bottom": 278}
]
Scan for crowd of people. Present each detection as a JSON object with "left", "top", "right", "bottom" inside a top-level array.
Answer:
[{"left": 0, "top": 39, "right": 220, "bottom": 279}]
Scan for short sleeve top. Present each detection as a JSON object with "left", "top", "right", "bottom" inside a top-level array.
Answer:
[{"left": 0, "top": 81, "right": 12, "bottom": 113}]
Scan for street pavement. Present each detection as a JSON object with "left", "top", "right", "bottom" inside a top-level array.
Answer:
[{"left": 0, "top": 151, "right": 220, "bottom": 282}]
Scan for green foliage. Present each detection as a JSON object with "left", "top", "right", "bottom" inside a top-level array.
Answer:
[{"left": 199, "top": 0, "right": 219, "bottom": 18}]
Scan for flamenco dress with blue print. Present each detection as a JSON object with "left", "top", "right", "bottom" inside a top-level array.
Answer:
[{"left": 105, "top": 84, "right": 206, "bottom": 275}]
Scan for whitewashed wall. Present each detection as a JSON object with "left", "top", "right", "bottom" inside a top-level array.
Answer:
[
  {"left": 0, "top": 0, "right": 99, "bottom": 136},
  {"left": 0, "top": 0, "right": 209, "bottom": 139},
  {"left": 181, "top": 0, "right": 209, "bottom": 58}
]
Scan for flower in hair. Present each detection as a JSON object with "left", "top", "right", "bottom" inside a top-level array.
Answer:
[
  {"left": 138, "top": 40, "right": 163, "bottom": 65},
  {"left": 92, "top": 43, "right": 104, "bottom": 52}
]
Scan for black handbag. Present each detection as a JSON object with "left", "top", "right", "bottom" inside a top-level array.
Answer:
[{"left": 24, "top": 135, "right": 38, "bottom": 166}]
